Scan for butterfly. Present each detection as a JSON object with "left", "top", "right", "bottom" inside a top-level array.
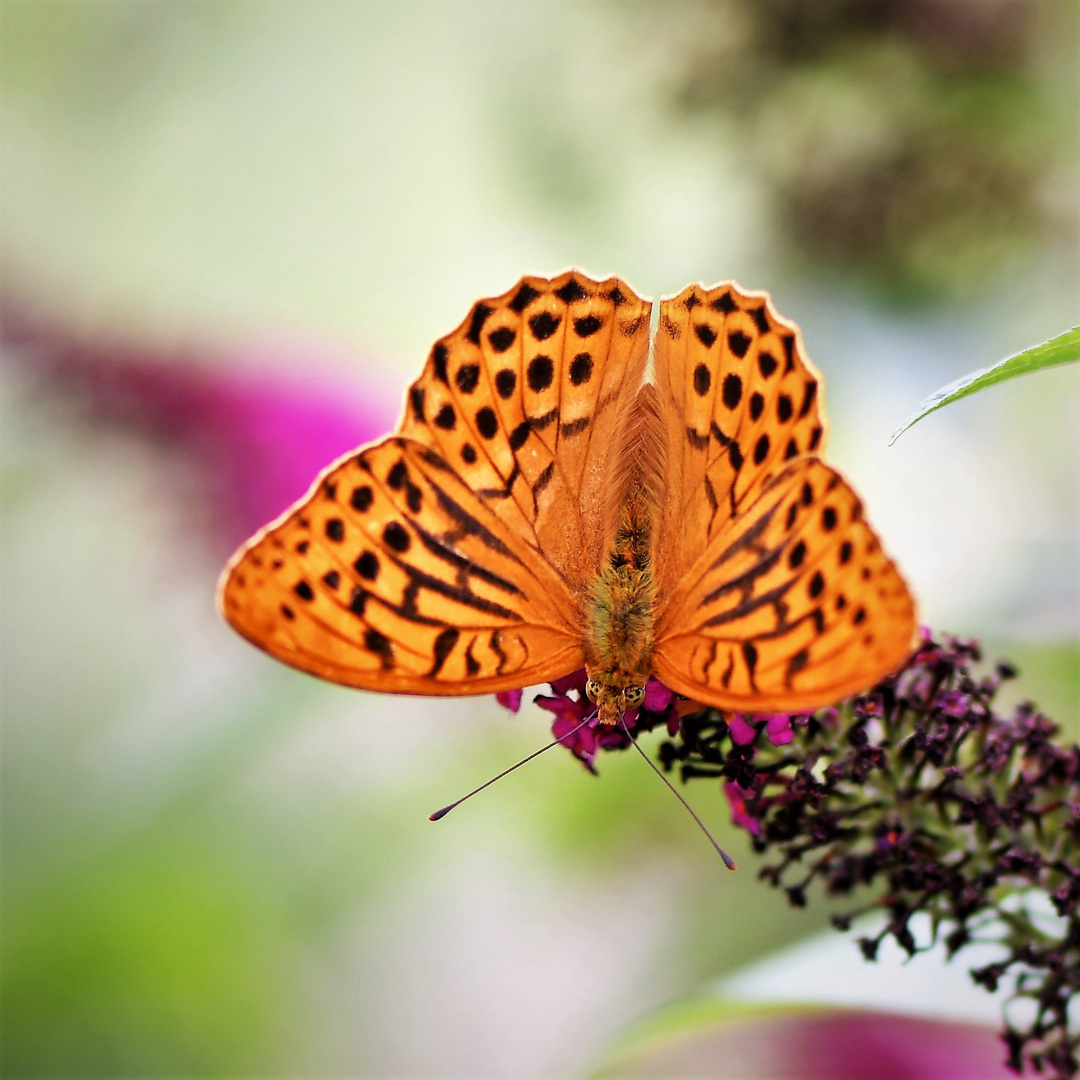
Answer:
[{"left": 218, "top": 271, "right": 917, "bottom": 726}]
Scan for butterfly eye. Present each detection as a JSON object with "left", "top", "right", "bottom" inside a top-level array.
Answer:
[
  {"left": 624, "top": 684, "right": 645, "bottom": 708},
  {"left": 585, "top": 679, "right": 601, "bottom": 703}
]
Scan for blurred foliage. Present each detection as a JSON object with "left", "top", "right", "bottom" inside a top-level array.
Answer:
[{"left": 652, "top": 0, "right": 1077, "bottom": 303}]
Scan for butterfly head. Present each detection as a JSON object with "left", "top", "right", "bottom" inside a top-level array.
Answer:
[{"left": 585, "top": 676, "right": 645, "bottom": 726}]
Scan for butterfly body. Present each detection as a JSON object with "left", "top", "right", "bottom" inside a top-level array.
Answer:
[
  {"left": 219, "top": 271, "right": 917, "bottom": 716},
  {"left": 584, "top": 478, "right": 658, "bottom": 723}
]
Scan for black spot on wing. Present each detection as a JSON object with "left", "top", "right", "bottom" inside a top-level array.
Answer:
[
  {"left": 694, "top": 323, "right": 717, "bottom": 347},
  {"left": 749, "top": 392, "right": 764, "bottom": 420},
  {"left": 742, "top": 641, "right": 758, "bottom": 689},
  {"left": 782, "top": 335, "right": 796, "bottom": 373},
  {"left": 555, "top": 278, "right": 588, "bottom": 304},
  {"left": 722, "top": 373, "right": 742, "bottom": 409},
  {"left": 574, "top": 314, "right": 602, "bottom": 337},
  {"left": 711, "top": 291, "right": 737, "bottom": 314},
  {"left": 569, "top": 352, "right": 593, "bottom": 385},
  {"left": 410, "top": 386, "right": 425, "bottom": 422},
  {"left": 527, "top": 354, "right": 554, "bottom": 392},
  {"left": 388, "top": 460, "right": 407, "bottom": 489},
  {"left": 529, "top": 311, "right": 561, "bottom": 341},
  {"left": 455, "top": 363, "right": 481, "bottom": 394},
  {"left": 488, "top": 326, "right": 516, "bottom": 353},
  {"left": 348, "top": 586, "right": 367, "bottom": 616},
  {"left": 751, "top": 306, "right": 770, "bottom": 334},
  {"left": 509, "top": 421, "right": 530, "bottom": 452},
  {"left": 686, "top": 426, "right": 709, "bottom": 451},
  {"left": 510, "top": 283, "right": 540, "bottom": 313},
  {"left": 475, "top": 407, "right": 499, "bottom": 439},
  {"left": 429, "top": 627, "right": 460, "bottom": 677},
  {"left": 466, "top": 304, "right": 493, "bottom": 345},
  {"left": 432, "top": 343, "right": 449, "bottom": 384},
  {"left": 799, "top": 379, "right": 818, "bottom": 419},
  {"left": 495, "top": 368, "right": 516, "bottom": 399},
  {"left": 364, "top": 627, "right": 394, "bottom": 669},
  {"left": 694, "top": 363, "right": 712, "bottom": 396},
  {"left": 532, "top": 462, "right": 554, "bottom": 500},
  {"left": 728, "top": 330, "right": 751, "bottom": 358},
  {"left": 325, "top": 518, "right": 345, "bottom": 542},
  {"left": 351, "top": 485, "right": 373, "bottom": 512},
  {"left": 434, "top": 404, "right": 456, "bottom": 430},
  {"left": 383, "top": 521, "right": 410, "bottom": 553}
]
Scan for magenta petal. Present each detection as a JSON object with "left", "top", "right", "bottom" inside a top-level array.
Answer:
[
  {"left": 643, "top": 678, "right": 675, "bottom": 712},
  {"left": 765, "top": 714, "right": 795, "bottom": 745},
  {"left": 550, "top": 668, "right": 588, "bottom": 696},
  {"left": 496, "top": 689, "right": 523, "bottom": 714},
  {"left": 534, "top": 694, "right": 587, "bottom": 722},
  {"left": 728, "top": 715, "right": 758, "bottom": 745},
  {"left": 724, "top": 781, "right": 761, "bottom": 837}
]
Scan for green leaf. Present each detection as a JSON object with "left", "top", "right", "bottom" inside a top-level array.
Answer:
[{"left": 889, "top": 325, "right": 1080, "bottom": 445}]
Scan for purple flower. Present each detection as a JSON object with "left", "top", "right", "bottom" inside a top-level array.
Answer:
[
  {"left": 495, "top": 689, "right": 523, "bottom": 714},
  {"left": 724, "top": 781, "right": 761, "bottom": 837},
  {"left": 727, "top": 712, "right": 802, "bottom": 746},
  {"left": 497, "top": 669, "right": 682, "bottom": 770}
]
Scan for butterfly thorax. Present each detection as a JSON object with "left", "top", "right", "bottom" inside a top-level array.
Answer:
[{"left": 584, "top": 484, "right": 656, "bottom": 725}]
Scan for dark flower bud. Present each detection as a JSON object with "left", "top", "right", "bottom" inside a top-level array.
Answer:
[{"left": 858, "top": 936, "right": 880, "bottom": 961}]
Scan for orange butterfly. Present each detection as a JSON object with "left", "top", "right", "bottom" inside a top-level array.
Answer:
[{"left": 218, "top": 271, "right": 917, "bottom": 726}]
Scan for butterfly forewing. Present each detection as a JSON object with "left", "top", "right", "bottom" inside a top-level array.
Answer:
[
  {"left": 652, "top": 283, "right": 828, "bottom": 599},
  {"left": 654, "top": 457, "right": 916, "bottom": 710},
  {"left": 220, "top": 271, "right": 653, "bottom": 695},
  {"left": 398, "top": 271, "right": 651, "bottom": 588}
]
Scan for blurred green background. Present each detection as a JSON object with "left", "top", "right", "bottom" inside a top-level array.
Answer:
[{"left": 2, "top": 2, "right": 1078, "bottom": 1076}]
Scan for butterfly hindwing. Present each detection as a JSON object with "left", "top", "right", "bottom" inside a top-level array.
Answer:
[
  {"left": 220, "top": 437, "right": 585, "bottom": 694},
  {"left": 653, "top": 457, "right": 917, "bottom": 711}
]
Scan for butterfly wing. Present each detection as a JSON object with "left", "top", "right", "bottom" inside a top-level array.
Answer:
[
  {"left": 651, "top": 283, "right": 917, "bottom": 710},
  {"left": 651, "top": 282, "right": 829, "bottom": 591},
  {"left": 397, "top": 271, "right": 651, "bottom": 587},
  {"left": 653, "top": 457, "right": 917, "bottom": 710},
  {"left": 219, "top": 271, "right": 652, "bottom": 694}
]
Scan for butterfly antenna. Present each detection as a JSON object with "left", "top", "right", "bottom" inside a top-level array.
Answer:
[
  {"left": 429, "top": 716, "right": 594, "bottom": 821},
  {"left": 620, "top": 718, "right": 737, "bottom": 870}
]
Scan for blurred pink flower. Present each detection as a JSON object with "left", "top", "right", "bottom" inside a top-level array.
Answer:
[
  {"left": 3, "top": 306, "right": 399, "bottom": 551},
  {"left": 724, "top": 780, "right": 761, "bottom": 837},
  {"left": 622, "top": 1006, "right": 1017, "bottom": 1078}
]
